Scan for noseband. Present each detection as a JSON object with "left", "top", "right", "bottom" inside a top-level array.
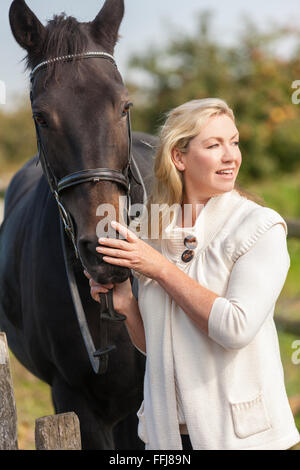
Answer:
[
  {"left": 29, "top": 52, "right": 140, "bottom": 374},
  {"left": 30, "top": 51, "right": 134, "bottom": 258}
]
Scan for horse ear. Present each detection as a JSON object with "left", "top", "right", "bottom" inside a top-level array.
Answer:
[
  {"left": 9, "top": 0, "right": 46, "bottom": 53},
  {"left": 91, "top": 0, "right": 124, "bottom": 53}
]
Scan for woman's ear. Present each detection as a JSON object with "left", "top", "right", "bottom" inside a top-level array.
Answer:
[{"left": 171, "top": 148, "right": 186, "bottom": 172}]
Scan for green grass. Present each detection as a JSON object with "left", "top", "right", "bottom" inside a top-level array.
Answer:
[
  {"left": 246, "top": 169, "right": 300, "bottom": 301},
  {"left": 244, "top": 169, "right": 300, "bottom": 219},
  {"left": 284, "top": 239, "right": 300, "bottom": 299},
  {"left": 277, "top": 330, "right": 300, "bottom": 450},
  {"left": 8, "top": 331, "right": 300, "bottom": 450},
  {"left": 9, "top": 351, "right": 53, "bottom": 450},
  {"left": 246, "top": 172, "right": 300, "bottom": 449},
  {"left": 278, "top": 331, "right": 300, "bottom": 396}
]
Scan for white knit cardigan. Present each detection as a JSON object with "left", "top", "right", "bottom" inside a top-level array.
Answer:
[{"left": 132, "top": 189, "right": 300, "bottom": 450}]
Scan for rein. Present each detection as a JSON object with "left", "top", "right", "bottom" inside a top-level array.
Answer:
[{"left": 30, "top": 51, "right": 142, "bottom": 374}]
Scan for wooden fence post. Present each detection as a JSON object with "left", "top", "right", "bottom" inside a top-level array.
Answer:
[
  {"left": 35, "top": 412, "right": 81, "bottom": 450},
  {"left": 0, "top": 332, "right": 18, "bottom": 450}
]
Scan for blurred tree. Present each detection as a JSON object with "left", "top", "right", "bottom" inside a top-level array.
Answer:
[
  {"left": 1, "top": 10, "right": 300, "bottom": 185},
  {"left": 126, "top": 11, "right": 300, "bottom": 183},
  {"left": 0, "top": 99, "right": 36, "bottom": 170}
]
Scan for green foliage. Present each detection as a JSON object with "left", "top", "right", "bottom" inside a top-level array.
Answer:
[
  {"left": 1, "top": 10, "right": 300, "bottom": 184},
  {"left": 127, "top": 11, "right": 300, "bottom": 183},
  {"left": 246, "top": 169, "right": 300, "bottom": 219},
  {"left": 285, "top": 238, "right": 300, "bottom": 299},
  {"left": 0, "top": 101, "right": 36, "bottom": 168},
  {"left": 246, "top": 170, "right": 300, "bottom": 301}
]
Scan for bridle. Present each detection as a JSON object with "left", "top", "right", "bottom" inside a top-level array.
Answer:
[
  {"left": 29, "top": 51, "right": 141, "bottom": 374},
  {"left": 30, "top": 51, "right": 134, "bottom": 259}
]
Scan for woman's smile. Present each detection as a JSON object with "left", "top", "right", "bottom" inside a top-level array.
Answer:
[{"left": 215, "top": 169, "right": 235, "bottom": 179}]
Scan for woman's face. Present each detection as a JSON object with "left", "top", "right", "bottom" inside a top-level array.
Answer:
[{"left": 172, "top": 114, "right": 242, "bottom": 204}]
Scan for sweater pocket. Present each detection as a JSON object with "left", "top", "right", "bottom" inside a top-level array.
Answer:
[
  {"left": 137, "top": 401, "right": 149, "bottom": 444},
  {"left": 230, "top": 391, "right": 272, "bottom": 439}
]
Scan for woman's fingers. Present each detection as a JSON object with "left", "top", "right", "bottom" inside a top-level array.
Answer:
[
  {"left": 111, "top": 221, "right": 138, "bottom": 242},
  {"left": 90, "top": 279, "right": 114, "bottom": 289},
  {"left": 96, "top": 222, "right": 139, "bottom": 262},
  {"left": 96, "top": 245, "right": 132, "bottom": 259},
  {"left": 83, "top": 270, "right": 114, "bottom": 291},
  {"left": 91, "top": 284, "right": 107, "bottom": 295},
  {"left": 101, "top": 256, "right": 131, "bottom": 267},
  {"left": 91, "top": 287, "right": 103, "bottom": 303},
  {"left": 90, "top": 283, "right": 114, "bottom": 303},
  {"left": 97, "top": 222, "right": 137, "bottom": 250},
  {"left": 98, "top": 237, "right": 133, "bottom": 250}
]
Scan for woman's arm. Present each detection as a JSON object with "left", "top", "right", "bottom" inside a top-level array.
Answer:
[
  {"left": 96, "top": 221, "right": 289, "bottom": 349},
  {"left": 207, "top": 223, "right": 290, "bottom": 349},
  {"left": 156, "top": 224, "right": 289, "bottom": 348},
  {"left": 155, "top": 262, "right": 219, "bottom": 335},
  {"left": 96, "top": 221, "right": 219, "bottom": 335},
  {"left": 123, "top": 294, "right": 147, "bottom": 356}
]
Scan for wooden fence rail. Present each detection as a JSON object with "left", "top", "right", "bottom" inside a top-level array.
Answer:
[
  {"left": 0, "top": 332, "right": 81, "bottom": 450},
  {"left": 35, "top": 413, "right": 81, "bottom": 450}
]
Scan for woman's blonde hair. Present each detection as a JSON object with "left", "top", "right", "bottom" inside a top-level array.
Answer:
[{"left": 134, "top": 98, "right": 263, "bottom": 239}]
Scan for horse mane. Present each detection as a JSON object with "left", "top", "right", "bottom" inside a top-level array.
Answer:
[{"left": 25, "top": 13, "right": 89, "bottom": 84}]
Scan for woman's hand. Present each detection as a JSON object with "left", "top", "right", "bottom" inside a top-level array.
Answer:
[
  {"left": 83, "top": 270, "right": 134, "bottom": 315},
  {"left": 95, "top": 220, "right": 169, "bottom": 280}
]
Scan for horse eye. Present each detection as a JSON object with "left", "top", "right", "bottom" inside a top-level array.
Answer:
[
  {"left": 122, "top": 102, "right": 133, "bottom": 117},
  {"left": 33, "top": 114, "right": 48, "bottom": 128}
]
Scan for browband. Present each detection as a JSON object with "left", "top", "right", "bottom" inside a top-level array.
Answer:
[{"left": 30, "top": 51, "right": 117, "bottom": 80}]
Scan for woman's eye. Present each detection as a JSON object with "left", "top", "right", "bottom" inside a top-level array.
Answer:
[
  {"left": 122, "top": 102, "right": 133, "bottom": 117},
  {"left": 207, "top": 144, "right": 218, "bottom": 149},
  {"left": 207, "top": 141, "right": 239, "bottom": 149}
]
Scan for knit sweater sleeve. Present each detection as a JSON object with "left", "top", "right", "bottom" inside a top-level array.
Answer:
[{"left": 208, "top": 223, "right": 290, "bottom": 350}]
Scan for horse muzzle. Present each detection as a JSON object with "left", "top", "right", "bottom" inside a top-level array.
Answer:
[{"left": 78, "top": 236, "right": 130, "bottom": 284}]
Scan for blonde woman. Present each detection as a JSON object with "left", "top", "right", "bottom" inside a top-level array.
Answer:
[{"left": 84, "top": 99, "right": 300, "bottom": 450}]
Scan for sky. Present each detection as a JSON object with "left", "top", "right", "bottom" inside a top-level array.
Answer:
[{"left": 1, "top": 0, "right": 300, "bottom": 108}]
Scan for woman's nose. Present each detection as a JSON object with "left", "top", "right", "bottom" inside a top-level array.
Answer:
[{"left": 221, "top": 144, "right": 236, "bottom": 161}]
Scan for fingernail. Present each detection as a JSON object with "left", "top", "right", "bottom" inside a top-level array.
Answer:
[{"left": 111, "top": 220, "right": 117, "bottom": 227}]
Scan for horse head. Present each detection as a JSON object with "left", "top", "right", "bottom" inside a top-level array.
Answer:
[{"left": 9, "top": 0, "right": 133, "bottom": 284}]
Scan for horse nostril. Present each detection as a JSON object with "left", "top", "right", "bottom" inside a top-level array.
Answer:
[{"left": 78, "top": 238, "right": 102, "bottom": 266}]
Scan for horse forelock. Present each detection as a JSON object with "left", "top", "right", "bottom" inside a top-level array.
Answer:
[{"left": 25, "top": 13, "right": 89, "bottom": 85}]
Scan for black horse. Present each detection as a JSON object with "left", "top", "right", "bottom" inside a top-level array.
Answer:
[{"left": 0, "top": 0, "right": 157, "bottom": 449}]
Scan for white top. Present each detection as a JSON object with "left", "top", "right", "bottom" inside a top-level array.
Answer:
[
  {"left": 132, "top": 189, "right": 300, "bottom": 450},
  {"left": 175, "top": 223, "right": 288, "bottom": 424}
]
